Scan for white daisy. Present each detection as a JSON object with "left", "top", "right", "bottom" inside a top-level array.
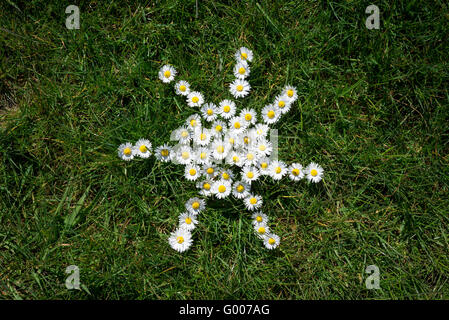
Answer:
[
  {"left": 282, "top": 85, "right": 298, "bottom": 103},
  {"left": 194, "top": 147, "right": 211, "bottom": 165},
  {"left": 174, "top": 126, "right": 191, "bottom": 145},
  {"left": 253, "top": 222, "right": 269, "bottom": 239},
  {"left": 155, "top": 144, "right": 172, "bottom": 162},
  {"left": 218, "top": 99, "right": 236, "bottom": 119},
  {"left": 262, "top": 104, "right": 280, "bottom": 125},
  {"left": 243, "top": 149, "right": 260, "bottom": 167},
  {"left": 232, "top": 180, "right": 250, "bottom": 199},
  {"left": 229, "top": 79, "right": 250, "bottom": 98},
  {"left": 194, "top": 128, "right": 211, "bottom": 147},
  {"left": 187, "top": 91, "right": 204, "bottom": 108},
  {"left": 176, "top": 145, "right": 194, "bottom": 165},
  {"left": 211, "top": 140, "right": 230, "bottom": 160},
  {"left": 239, "top": 130, "right": 257, "bottom": 148},
  {"left": 174, "top": 80, "right": 190, "bottom": 96},
  {"left": 288, "top": 163, "right": 305, "bottom": 181},
  {"left": 263, "top": 233, "right": 280, "bottom": 250},
  {"left": 168, "top": 227, "right": 192, "bottom": 253},
  {"left": 186, "top": 114, "right": 201, "bottom": 131},
  {"left": 235, "top": 47, "right": 253, "bottom": 63},
  {"left": 224, "top": 132, "right": 240, "bottom": 149},
  {"left": 158, "top": 65, "right": 176, "bottom": 83},
  {"left": 305, "top": 162, "right": 324, "bottom": 183},
  {"left": 269, "top": 160, "right": 287, "bottom": 180},
  {"left": 242, "top": 166, "right": 260, "bottom": 184},
  {"left": 251, "top": 212, "right": 269, "bottom": 225},
  {"left": 201, "top": 103, "right": 218, "bottom": 122},
  {"left": 219, "top": 169, "right": 234, "bottom": 182},
  {"left": 178, "top": 212, "right": 198, "bottom": 231},
  {"left": 118, "top": 142, "right": 135, "bottom": 161},
  {"left": 274, "top": 94, "right": 292, "bottom": 114},
  {"left": 229, "top": 116, "right": 248, "bottom": 135},
  {"left": 133, "top": 139, "right": 152, "bottom": 158},
  {"left": 254, "top": 123, "right": 269, "bottom": 139},
  {"left": 212, "top": 180, "right": 232, "bottom": 199},
  {"left": 244, "top": 194, "right": 263, "bottom": 211},
  {"left": 184, "top": 164, "right": 201, "bottom": 181},
  {"left": 211, "top": 120, "right": 227, "bottom": 138},
  {"left": 258, "top": 157, "right": 271, "bottom": 175},
  {"left": 255, "top": 138, "right": 273, "bottom": 157},
  {"left": 185, "top": 197, "right": 206, "bottom": 215},
  {"left": 240, "top": 108, "right": 257, "bottom": 125},
  {"left": 226, "top": 150, "right": 245, "bottom": 167},
  {"left": 197, "top": 179, "right": 213, "bottom": 197},
  {"left": 233, "top": 61, "right": 250, "bottom": 79},
  {"left": 202, "top": 163, "right": 218, "bottom": 179}
]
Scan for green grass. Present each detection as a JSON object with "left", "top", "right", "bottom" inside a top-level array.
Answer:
[{"left": 1, "top": 0, "right": 449, "bottom": 299}]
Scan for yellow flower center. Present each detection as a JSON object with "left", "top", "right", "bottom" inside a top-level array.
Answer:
[
  {"left": 245, "top": 113, "right": 252, "bottom": 121},
  {"left": 179, "top": 85, "right": 187, "bottom": 92},
  {"left": 268, "top": 238, "right": 276, "bottom": 245},
  {"left": 161, "top": 149, "right": 169, "bottom": 157},
  {"left": 222, "top": 172, "right": 230, "bottom": 180},
  {"left": 261, "top": 162, "right": 268, "bottom": 169},
  {"left": 176, "top": 236, "right": 184, "bottom": 244},
  {"left": 236, "top": 85, "right": 244, "bottom": 92},
  {"left": 192, "top": 202, "right": 200, "bottom": 210},
  {"left": 278, "top": 101, "right": 285, "bottom": 108},
  {"left": 241, "top": 52, "right": 248, "bottom": 60},
  {"left": 206, "top": 167, "right": 214, "bottom": 174},
  {"left": 236, "top": 185, "right": 244, "bottom": 193},
  {"left": 258, "top": 227, "right": 266, "bottom": 234},
  {"left": 207, "top": 109, "right": 213, "bottom": 115},
  {"left": 203, "top": 183, "right": 211, "bottom": 190},
  {"left": 200, "top": 133, "right": 206, "bottom": 140},
  {"left": 247, "top": 153, "right": 254, "bottom": 160},
  {"left": 234, "top": 122, "right": 241, "bottom": 129},
  {"left": 239, "top": 67, "right": 246, "bottom": 74},
  {"left": 123, "top": 147, "right": 132, "bottom": 156},
  {"left": 287, "top": 89, "right": 294, "bottom": 97},
  {"left": 292, "top": 168, "right": 300, "bottom": 176},
  {"left": 190, "top": 119, "right": 197, "bottom": 127},
  {"left": 247, "top": 172, "right": 254, "bottom": 179},
  {"left": 229, "top": 138, "right": 235, "bottom": 144},
  {"left": 259, "top": 145, "right": 266, "bottom": 151},
  {"left": 311, "top": 169, "right": 318, "bottom": 177},
  {"left": 192, "top": 96, "right": 199, "bottom": 103},
  {"left": 185, "top": 217, "right": 192, "bottom": 225},
  {"left": 139, "top": 145, "right": 147, "bottom": 153},
  {"left": 215, "top": 125, "right": 222, "bottom": 132},
  {"left": 181, "top": 152, "right": 189, "bottom": 159},
  {"left": 189, "top": 169, "right": 196, "bottom": 176},
  {"left": 249, "top": 197, "right": 257, "bottom": 205},
  {"left": 244, "top": 137, "right": 249, "bottom": 144},
  {"left": 181, "top": 131, "right": 189, "bottom": 138},
  {"left": 232, "top": 156, "right": 239, "bottom": 163},
  {"left": 223, "top": 105, "right": 230, "bottom": 113},
  {"left": 275, "top": 167, "right": 282, "bottom": 174},
  {"left": 218, "top": 185, "right": 226, "bottom": 193},
  {"left": 256, "top": 216, "right": 263, "bottom": 222},
  {"left": 200, "top": 152, "right": 206, "bottom": 159},
  {"left": 267, "top": 110, "right": 275, "bottom": 119},
  {"left": 216, "top": 145, "right": 224, "bottom": 153},
  {"left": 164, "top": 70, "right": 171, "bottom": 78}
]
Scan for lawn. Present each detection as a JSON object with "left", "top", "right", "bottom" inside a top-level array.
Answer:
[{"left": 1, "top": 0, "right": 448, "bottom": 299}]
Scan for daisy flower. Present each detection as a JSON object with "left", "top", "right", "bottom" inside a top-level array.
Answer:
[
  {"left": 202, "top": 163, "right": 218, "bottom": 179},
  {"left": 229, "top": 79, "right": 250, "bottom": 98},
  {"left": 219, "top": 169, "right": 234, "bottom": 182},
  {"left": 242, "top": 166, "right": 260, "bottom": 184},
  {"left": 251, "top": 212, "right": 269, "bottom": 225},
  {"left": 118, "top": 142, "right": 135, "bottom": 161},
  {"left": 201, "top": 103, "right": 218, "bottom": 122},
  {"left": 212, "top": 180, "right": 232, "bottom": 199},
  {"left": 254, "top": 123, "right": 269, "bottom": 139},
  {"left": 232, "top": 180, "right": 250, "bottom": 199},
  {"left": 253, "top": 222, "right": 270, "bottom": 239},
  {"left": 184, "top": 164, "right": 201, "bottom": 181},
  {"left": 211, "top": 140, "right": 230, "bottom": 160},
  {"left": 211, "top": 120, "right": 227, "bottom": 138},
  {"left": 274, "top": 94, "right": 292, "bottom": 114},
  {"left": 194, "top": 128, "right": 211, "bottom": 147},
  {"left": 244, "top": 194, "right": 263, "bottom": 211},
  {"left": 168, "top": 227, "right": 192, "bottom": 253},
  {"left": 235, "top": 47, "right": 253, "bottom": 63},
  {"left": 187, "top": 91, "right": 204, "bottom": 108},
  {"left": 185, "top": 197, "right": 206, "bottom": 215},
  {"left": 255, "top": 138, "right": 273, "bottom": 157},
  {"left": 263, "top": 233, "right": 280, "bottom": 250},
  {"left": 174, "top": 126, "right": 191, "bottom": 145},
  {"left": 258, "top": 157, "right": 271, "bottom": 175},
  {"left": 226, "top": 150, "right": 245, "bottom": 167},
  {"left": 176, "top": 145, "right": 194, "bottom": 165},
  {"left": 305, "top": 162, "right": 324, "bottom": 183},
  {"left": 240, "top": 108, "right": 257, "bottom": 125},
  {"left": 155, "top": 144, "right": 172, "bottom": 162},
  {"left": 197, "top": 179, "right": 213, "bottom": 197},
  {"left": 178, "top": 212, "right": 198, "bottom": 231},
  {"left": 269, "top": 160, "right": 287, "bottom": 180},
  {"left": 243, "top": 149, "right": 260, "bottom": 167},
  {"left": 229, "top": 116, "right": 248, "bottom": 135},
  {"left": 262, "top": 104, "right": 281, "bottom": 125},
  {"left": 218, "top": 99, "right": 236, "bottom": 119},
  {"left": 224, "top": 132, "right": 240, "bottom": 149},
  {"left": 158, "top": 65, "right": 176, "bottom": 83},
  {"left": 175, "top": 80, "right": 190, "bottom": 96},
  {"left": 233, "top": 61, "right": 250, "bottom": 79},
  {"left": 194, "top": 147, "right": 211, "bottom": 165},
  {"left": 282, "top": 85, "right": 298, "bottom": 103},
  {"left": 288, "top": 163, "right": 305, "bottom": 181},
  {"left": 186, "top": 114, "right": 201, "bottom": 131},
  {"left": 239, "top": 130, "right": 257, "bottom": 148},
  {"left": 133, "top": 139, "right": 152, "bottom": 158}
]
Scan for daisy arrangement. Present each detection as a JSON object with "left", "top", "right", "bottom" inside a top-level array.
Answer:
[{"left": 117, "top": 47, "right": 324, "bottom": 252}]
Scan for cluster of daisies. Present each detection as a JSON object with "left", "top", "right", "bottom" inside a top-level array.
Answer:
[{"left": 118, "top": 47, "right": 324, "bottom": 253}]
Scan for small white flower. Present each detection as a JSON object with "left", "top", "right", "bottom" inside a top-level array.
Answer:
[
  {"left": 254, "top": 123, "right": 269, "bottom": 139},
  {"left": 212, "top": 180, "right": 232, "bottom": 199},
  {"left": 233, "top": 61, "right": 250, "bottom": 79},
  {"left": 187, "top": 91, "right": 204, "bottom": 107},
  {"left": 226, "top": 150, "right": 245, "bottom": 167},
  {"left": 176, "top": 145, "right": 194, "bottom": 165},
  {"left": 201, "top": 103, "right": 219, "bottom": 122},
  {"left": 184, "top": 164, "right": 201, "bottom": 181},
  {"left": 218, "top": 99, "right": 236, "bottom": 119},
  {"left": 288, "top": 163, "right": 304, "bottom": 181},
  {"left": 186, "top": 114, "right": 201, "bottom": 131},
  {"left": 305, "top": 162, "right": 324, "bottom": 183},
  {"left": 232, "top": 180, "right": 250, "bottom": 199},
  {"left": 174, "top": 126, "right": 191, "bottom": 145},
  {"left": 219, "top": 169, "right": 234, "bottom": 182},
  {"left": 194, "top": 128, "right": 212, "bottom": 147},
  {"left": 211, "top": 140, "right": 230, "bottom": 160},
  {"left": 185, "top": 197, "right": 206, "bottom": 215},
  {"left": 133, "top": 139, "right": 152, "bottom": 158},
  {"left": 211, "top": 120, "right": 228, "bottom": 138},
  {"left": 178, "top": 212, "right": 198, "bottom": 231},
  {"left": 255, "top": 138, "right": 273, "bottom": 157},
  {"left": 244, "top": 194, "right": 263, "bottom": 211},
  {"left": 274, "top": 94, "right": 292, "bottom": 114},
  {"left": 282, "top": 85, "right": 298, "bottom": 103},
  {"left": 229, "top": 116, "right": 248, "bottom": 135},
  {"left": 241, "top": 166, "right": 260, "bottom": 184},
  {"left": 158, "top": 65, "right": 176, "bottom": 83},
  {"left": 263, "top": 233, "right": 280, "bottom": 250},
  {"left": 175, "top": 80, "right": 190, "bottom": 96},
  {"left": 257, "top": 157, "right": 271, "bottom": 175},
  {"left": 168, "top": 227, "right": 192, "bottom": 252},
  {"left": 155, "top": 144, "right": 172, "bottom": 162},
  {"left": 253, "top": 222, "right": 269, "bottom": 239},
  {"left": 240, "top": 108, "right": 257, "bottom": 125},
  {"left": 202, "top": 163, "right": 218, "bottom": 179},
  {"left": 118, "top": 142, "right": 135, "bottom": 161},
  {"left": 251, "top": 212, "right": 269, "bottom": 225},
  {"left": 197, "top": 179, "right": 213, "bottom": 197},
  {"left": 243, "top": 149, "right": 260, "bottom": 167},
  {"left": 194, "top": 147, "right": 211, "bottom": 165},
  {"left": 229, "top": 79, "right": 250, "bottom": 98},
  {"left": 235, "top": 47, "right": 253, "bottom": 63},
  {"left": 269, "top": 160, "right": 287, "bottom": 180},
  {"left": 262, "top": 104, "right": 280, "bottom": 125}
]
